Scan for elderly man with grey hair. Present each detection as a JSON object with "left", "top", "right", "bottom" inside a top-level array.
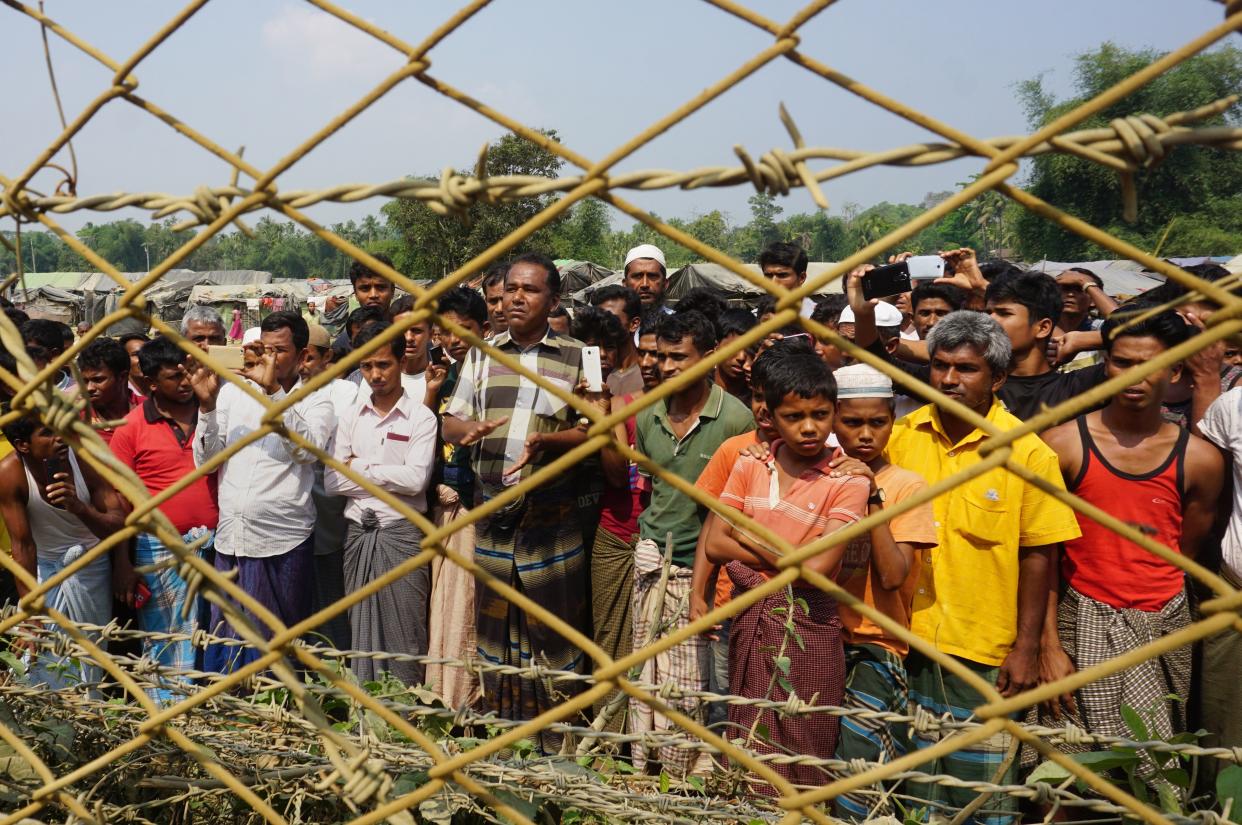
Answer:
[
  {"left": 180, "top": 305, "right": 227, "bottom": 351},
  {"left": 885, "top": 311, "right": 1081, "bottom": 825}
]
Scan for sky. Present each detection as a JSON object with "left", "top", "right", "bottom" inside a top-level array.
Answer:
[{"left": 0, "top": 1, "right": 1232, "bottom": 236}]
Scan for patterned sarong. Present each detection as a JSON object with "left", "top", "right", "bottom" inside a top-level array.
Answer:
[
  {"left": 27, "top": 544, "right": 111, "bottom": 692},
  {"left": 727, "top": 561, "right": 844, "bottom": 794},
  {"left": 426, "top": 484, "right": 479, "bottom": 710},
  {"left": 135, "top": 527, "right": 212, "bottom": 704},
  {"left": 590, "top": 525, "right": 635, "bottom": 732},
  {"left": 628, "top": 538, "right": 712, "bottom": 777},
  {"left": 474, "top": 481, "right": 587, "bottom": 754},
  {"left": 834, "top": 643, "right": 909, "bottom": 820}
]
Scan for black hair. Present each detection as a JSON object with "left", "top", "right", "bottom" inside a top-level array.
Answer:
[
  {"left": 760, "top": 352, "right": 837, "bottom": 408},
  {"left": 911, "top": 282, "right": 966, "bottom": 313},
  {"left": 1066, "top": 267, "right": 1104, "bottom": 290},
  {"left": 348, "top": 252, "right": 396, "bottom": 286},
  {"left": 758, "top": 241, "right": 808, "bottom": 276},
  {"left": 78, "top": 337, "right": 129, "bottom": 377},
  {"left": 637, "top": 308, "right": 663, "bottom": 337},
  {"left": 673, "top": 287, "right": 729, "bottom": 338},
  {"left": 590, "top": 284, "right": 642, "bottom": 323},
  {"left": 481, "top": 260, "right": 510, "bottom": 292},
  {"left": 750, "top": 336, "right": 814, "bottom": 398},
  {"left": 549, "top": 305, "right": 571, "bottom": 320},
  {"left": 4, "top": 307, "right": 29, "bottom": 329},
  {"left": 1, "top": 414, "right": 38, "bottom": 446},
  {"left": 810, "top": 294, "right": 848, "bottom": 326},
  {"left": 21, "top": 319, "right": 65, "bottom": 354},
  {"left": 507, "top": 252, "right": 561, "bottom": 295},
  {"left": 138, "top": 335, "right": 189, "bottom": 378},
  {"left": 438, "top": 286, "right": 488, "bottom": 328},
  {"left": 346, "top": 305, "right": 386, "bottom": 335},
  {"left": 570, "top": 305, "right": 627, "bottom": 352},
  {"left": 389, "top": 294, "right": 415, "bottom": 317},
  {"left": 352, "top": 321, "right": 406, "bottom": 360},
  {"left": 718, "top": 307, "right": 758, "bottom": 340},
  {"left": 1100, "top": 305, "right": 1192, "bottom": 353},
  {"left": 655, "top": 309, "right": 717, "bottom": 354},
  {"left": 1144, "top": 263, "right": 1238, "bottom": 309},
  {"left": 754, "top": 294, "right": 778, "bottom": 319},
  {"left": 59, "top": 322, "right": 73, "bottom": 349},
  {"left": 260, "top": 309, "right": 310, "bottom": 351},
  {"left": 984, "top": 270, "right": 1063, "bottom": 329},
  {"left": 118, "top": 332, "right": 150, "bottom": 348},
  {"left": 979, "top": 260, "right": 1025, "bottom": 283}
]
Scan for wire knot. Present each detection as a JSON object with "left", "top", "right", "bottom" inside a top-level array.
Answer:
[{"left": 1059, "top": 722, "right": 1091, "bottom": 746}]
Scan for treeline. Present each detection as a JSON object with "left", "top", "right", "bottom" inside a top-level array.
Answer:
[{"left": 3, "top": 43, "right": 1239, "bottom": 282}]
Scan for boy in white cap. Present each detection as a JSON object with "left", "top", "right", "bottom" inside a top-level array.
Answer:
[
  {"left": 623, "top": 244, "right": 668, "bottom": 310},
  {"left": 828, "top": 363, "right": 937, "bottom": 820}
]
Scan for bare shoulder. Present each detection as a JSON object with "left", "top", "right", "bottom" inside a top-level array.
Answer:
[
  {"left": 0, "top": 453, "right": 26, "bottom": 501},
  {"left": 1186, "top": 430, "right": 1226, "bottom": 478}
]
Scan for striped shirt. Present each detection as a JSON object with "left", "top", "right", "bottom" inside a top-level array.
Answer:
[{"left": 444, "top": 326, "right": 583, "bottom": 495}]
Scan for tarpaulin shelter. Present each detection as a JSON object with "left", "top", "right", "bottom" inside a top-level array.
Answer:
[
  {"left": 571, "top": 262, "right": 853, "bottom": 306},
  {"left": 555, "top": 260, "right": 615, "bottom": 297}
]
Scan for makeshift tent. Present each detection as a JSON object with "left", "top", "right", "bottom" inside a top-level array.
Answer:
[
  {"left": 555, "top": 260, "right": 615, "bottom": 297},
  {"left": 8, "top": 285, "right": 83, "bottom": 324}
]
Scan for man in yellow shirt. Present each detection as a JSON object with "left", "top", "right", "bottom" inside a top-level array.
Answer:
[{"left": 885, "top": 311, "right": 1080, "bottom": 825}]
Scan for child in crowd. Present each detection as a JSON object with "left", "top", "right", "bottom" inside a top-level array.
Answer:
[{"left": 703, "top": 352, "right": 869, "bottom": 791}]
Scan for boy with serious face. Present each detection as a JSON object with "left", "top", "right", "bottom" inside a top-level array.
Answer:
[{"left": 704, "top": 353, "right": 869, "bottom": 792}]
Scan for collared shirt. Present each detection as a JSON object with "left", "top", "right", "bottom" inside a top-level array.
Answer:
[
  {"left": 636, "top": 383, "right": 755, "bottom": 568},
  {"left": 111, "top": 398, "right": 219, "bottom": 536},
  {"left": 86, "top": 387, "right": 145, "bottom": 445},
  {"left": 193, "top": 379, "right": 334, "bottom": 558},
  {"left": 326, "top": 389, "right": 437, "bottom": 524},
  {"left": 886, "top": 399, "right": 1081, "bottom": 666},
  {"left": 445, "top": 326, "right": 584, "bottom": 494}
]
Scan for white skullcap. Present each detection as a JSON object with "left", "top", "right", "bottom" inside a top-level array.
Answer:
[
  {"left": 838, "top": 301, "right": 903, "bottom": 327},
  {"left": 624, "top": 243, "right": 666, "bottom": 272},
  {"left": 242, "top": 327, "right": 262, "bottom": 345},
  {"left": 834, "top": 363, "right": 893, "bottom": 399}
]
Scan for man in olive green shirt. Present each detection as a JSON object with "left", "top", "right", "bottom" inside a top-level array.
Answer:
[{"left": 630, "top": 310, "right": 754, "bottom": 776}]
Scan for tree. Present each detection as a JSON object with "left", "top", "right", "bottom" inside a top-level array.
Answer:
[
  {"left": 552, "top": 199, "right": 612, "bottom": 264},
  {"left": 382, "top": 129, "right": 567, "bottom": 281},
  {"left": 1013, "top": 43, "right": 1242, "bottom": 259}
]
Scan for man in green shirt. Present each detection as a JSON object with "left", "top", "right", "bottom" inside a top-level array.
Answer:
[{"left": 630, "top": 310, "right": 754, "bottom": 776}]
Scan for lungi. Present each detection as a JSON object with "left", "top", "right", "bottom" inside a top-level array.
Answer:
[
  {"left": 727, "top": 561, "right": 844, "bottom": 793},
  {"left": 905, "top": 650, "right": 1017, "bottom": 825},
  {"left": 629, "top": 538, "right": 712, "bottom": 777},
  {"left": 426, "top": 484, "right": 479, "bottom": 710},
  {"left": 202, "top": 534, "right": 314, "bottom": 676},
  {"left": 344, "top": 510, "right": 429, "bottom": 687},
  {"left": 135, "top": 527, "right": 213, "bottom": 703},
  {"left": 590, "top": 525, "right": 635, "bottom": 732},
  {"left": 834, "top": 643, "right": 909, "bottom": 820},
  {"left": 27, "top": 544, "right": 111, "bottom": 691},
  {"left": 474, "top": 482, "right": 588, "bottom": 754}
]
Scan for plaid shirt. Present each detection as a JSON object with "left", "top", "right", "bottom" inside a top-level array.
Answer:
[{"left": 445, "top": 326, "right": 583, "bottom": 494}]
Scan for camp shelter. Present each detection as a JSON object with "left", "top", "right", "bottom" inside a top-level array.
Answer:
[
  {"left": 555, "top": 260, "right": 615, "bottom": 297},
  {"left": 8, "top": 285, "right": 82, "bottom": 324}
]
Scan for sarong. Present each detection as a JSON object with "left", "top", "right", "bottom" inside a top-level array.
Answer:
[
  {"left": 727, "top": 561, "right": 844, "bottom": 794},
  {"left": 905, "top": 650, "right": 1017, "bottom": 825},
  {"left": 590, "top": 525, "right": 634, "bottom": 732},
  {"left": 426, "top": 484, "right": 479, "bottom": 710},
  {"left": 202, "top": 534, "right": 314, "bottom": 675},
  {"left": 834, "top": 643, "right": 909, "bottom": 821},
  {"left": 474, "top": 482, "right": 588, "bottom": 754},
  {"left": 135, "top": 527, "right": 213, "bottom": 703},
  {"left": 28, "top": 544, "right": 111, "bottom": 691},
  {"left": 345, "top": 510, "right": 430, "bottom": 687},
  {"left": 629, "top": 538, "right": 712, "bottom": 777}
]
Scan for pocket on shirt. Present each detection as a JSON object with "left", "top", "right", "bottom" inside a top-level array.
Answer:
[
  {"left": 957, "top": 492, "right": 1006, "bottom": 548},
  {"left": 533, "top": 377, "right": 573, "bottom": 421}
]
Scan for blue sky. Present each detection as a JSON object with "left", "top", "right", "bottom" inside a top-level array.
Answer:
[{"left": 0, "top": 1, "right": 1231, "bottom": 234}]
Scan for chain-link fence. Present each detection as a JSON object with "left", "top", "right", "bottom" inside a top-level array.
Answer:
[{"left": 2, "top": 1, "right": 1242, "bottom": 823}]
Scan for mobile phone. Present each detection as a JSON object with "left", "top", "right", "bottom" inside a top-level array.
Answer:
[
  {"left": 582, "top": 346, "right": 604, "bottom": 392},
  {"left": 134, "top": 581, "right": 151, "bottom": 609},
  {"left": 208, "top": 345, "right": 245, "bottom": 370},
  {"left": 43, "top": 456, "right": 64, "bottom": 481},
  {"left": 861, "top": 262, "right": 911, "bottom": 301},
  {"left": 906, "top": 255, "right": 945, "bottom": 281},
  {"left": 428, "top": 345, "right": 445, "bottom": 365}
]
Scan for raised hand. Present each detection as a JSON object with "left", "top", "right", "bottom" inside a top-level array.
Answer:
[
  {"left": 242, "top": 346, "right": 280, "bottom": 394},
  {"left": 188, "top": 360, "right": 222, "bottom": 411},
  {"left": 460, "top": 416, "right": 509, "bottom": 448}
]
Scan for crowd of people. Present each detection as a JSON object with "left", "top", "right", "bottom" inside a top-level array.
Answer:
[{"left": 1, "top": 239, "right": 1241, "bottom": 823}]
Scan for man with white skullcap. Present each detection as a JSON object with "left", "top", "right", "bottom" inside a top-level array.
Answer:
[
  {"left": 828, "top": 363, "right": 937, "bottom": 820},
  {"left": 623, "top": 244, "right": 668, "bottom": 310}
]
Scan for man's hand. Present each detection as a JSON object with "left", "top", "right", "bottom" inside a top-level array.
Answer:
[
  {"left": 45, "top": 472, "right": 84, "bottom": 513},
  {"left": 113, "top": 560, "right": 140, "bottom": 608},
  {"left": 936, "top": 248, "right": 987, "bottom": 305},
  {"left": 997, "top": 642, "right": 1040, "bottom": 697},
  {"left": 1055, "top": 270, "right": 1095, "bottom": 291},
  {"left": 1049, "top": 329, "right": 1100, "bottom": 366},
  {"left": 1184, "top": 312, "right": 1224, "bottom": 382},
  {"left": 844, "top": 264, "right": 878, "bottom": 314},
  {"left": 576, "top": 378, "right": 611, "bottom": 415},
  {"left": 740, "top": 440, "right": 774, "bottom": 464},
  {"left": 689, "top": 591, "right": 722, "bottom": 642},
  {"left": 241, "top": 345, "right": 280, "bottom": 395},
  {"left": 505, "top": 432, "right": 545, "bottom": 476},
  {"left": 188, "top": 360, "right": 222, "bottom": 411},
  {"left": 460, "top": 416, "right": 509, "bottom": 448},
  {"left": 827, "top": 455, "right": 876, "bottom": 492},
  {"left": 1038, "top": 644, "right": 1079, "bottom": 720},
  {"left": 424, "top": 363, "right": 449, "bottom": 401}
]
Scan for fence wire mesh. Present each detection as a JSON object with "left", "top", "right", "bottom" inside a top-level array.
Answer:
[{"left": 1, "top": 1, "right": 1241, "bottom": 823}]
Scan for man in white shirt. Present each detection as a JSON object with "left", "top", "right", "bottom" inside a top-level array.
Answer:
[
  {"left": 190, "top": 310, "right": 334, "bottom": 674},
  {"left": 326, "top": 322, "right": 437, "bottom": 687},
  {"left": 389, "top": 295, "right": 432, "bottom": 403}
]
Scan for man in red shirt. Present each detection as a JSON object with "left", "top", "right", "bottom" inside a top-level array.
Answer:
[
  {"left": 78, "top": 337, "right": 143, "bottom": 444},
  {"left": 109, "top": 336, "right": 219, "bottom": 703}
]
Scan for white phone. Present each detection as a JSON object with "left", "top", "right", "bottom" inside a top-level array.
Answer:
[
  {"left": 582, "top": 346, "right": 604, "bottom": 392},
  {"left": 907, "top": 255, "right": 945, "bottom": 281}
]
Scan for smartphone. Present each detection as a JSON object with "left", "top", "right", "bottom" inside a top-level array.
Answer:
[
  {"left": 907, "top": 255, "right": 945, "bottom": 281},
  {"left": 43, "top": 456, "right": 65, "bottom": 508},
  {"left": 582, "top": 346, "right": 604, "bottom": 392},
  {"left": 208, "top": 345, "right": 245, "bottom": 370},
  {"left": 133, "top": 581, "right": 152, "bottom": 609},
  {"left": 862, "top": 262, "right": 911, "bottom": 301},
  {"left": 428, "top": 345, "right": 445, "bottom": 365}
]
